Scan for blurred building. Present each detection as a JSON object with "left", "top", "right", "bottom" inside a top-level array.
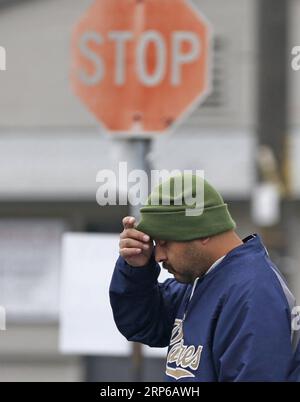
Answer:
[{"left": 0, "top": 0, "right": 299, "bottom": 381}]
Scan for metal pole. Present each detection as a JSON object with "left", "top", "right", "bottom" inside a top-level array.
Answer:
[
  {"left": 129, "top": 138, "right": 151, "bottom": 382},
  {"left": 256, "top": 0, "right": 290, "bottom": 278}
]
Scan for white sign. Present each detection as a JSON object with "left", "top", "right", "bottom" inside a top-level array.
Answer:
[
  {"left": 59, "top": 233, "right": 171, "bottom": 357},
  {"left": 0, "top": 219, "right": 66, "bottom": 321}
]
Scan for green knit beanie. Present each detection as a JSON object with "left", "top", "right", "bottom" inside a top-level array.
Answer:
[{"left": 136, "top": 174, "right": 236, "bottom": 241}]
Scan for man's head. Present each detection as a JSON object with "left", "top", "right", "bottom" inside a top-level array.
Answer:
[
  {"left": 154, "top": 237, "right": 212, "bottom": 283},
  {"left": 136, "top": 174, "right": 241, "bottom": 283},
  {"left": 153, "top": 231, "right": 242, "bottom": 284}
]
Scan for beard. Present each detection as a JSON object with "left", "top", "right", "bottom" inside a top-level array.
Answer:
[
  {"left": 161, "top": 245, "right": 211, "bottom": 283},
  {"left": 162, "top": 262, "right": 175, "bottom": 273},
  {"left": 162, "top": 262, "right": 195, "bottom": 284}
]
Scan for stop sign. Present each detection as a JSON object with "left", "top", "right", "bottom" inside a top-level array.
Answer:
[{"left": 71, "top": 0, "right": 212, "bottom": 134}]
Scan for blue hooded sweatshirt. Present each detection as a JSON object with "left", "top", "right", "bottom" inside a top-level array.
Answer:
[{"left": 109, "top": 234, "right": 299, "bottom": 382}]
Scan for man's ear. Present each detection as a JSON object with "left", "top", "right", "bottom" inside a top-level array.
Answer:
[{"left": 199, "top": 237, "right": 210, "bottom": 246}]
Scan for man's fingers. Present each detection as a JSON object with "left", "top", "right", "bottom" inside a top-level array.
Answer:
[
  {"left": 120, "top": 228, "right": 150, "bottom": 243},
  {"left": 120, "top": 238, "right": 150, "bottom": 250},
  {"left": 122, "top": 216, "right": 135, "bottom": 229},
  {"left": 120, "top": 217, "right": 152, "bottom": 266},
  {"left": 120, "top": 248, "right": 142, "bottom": 258}
]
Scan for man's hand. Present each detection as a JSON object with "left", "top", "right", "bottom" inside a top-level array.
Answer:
[{"left": 119, "top": 216, "right": 153, "bottom": 267}]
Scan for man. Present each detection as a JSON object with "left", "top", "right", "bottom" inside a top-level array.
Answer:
[{"left": 110, "top": 174, "right": 299, "bottom": 381}]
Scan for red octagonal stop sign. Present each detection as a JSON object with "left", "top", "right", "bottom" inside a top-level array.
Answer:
[{"left": 71, "top": 0, "right": 212, "bottom": 135}]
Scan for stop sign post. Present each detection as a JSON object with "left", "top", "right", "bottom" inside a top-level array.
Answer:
[{"left": 71, "top": 0, "right": 212, "bottom": 135}]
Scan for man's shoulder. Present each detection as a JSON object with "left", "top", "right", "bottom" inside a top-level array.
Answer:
[{"left": 218, "top": 253, "right": 287, "bottom": 302}]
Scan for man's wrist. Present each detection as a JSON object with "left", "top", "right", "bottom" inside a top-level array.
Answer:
[{"left": 117, "top": 252, "right": 160, "bottom": 281}]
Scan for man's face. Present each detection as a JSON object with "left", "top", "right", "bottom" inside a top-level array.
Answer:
[{"left": 154, "top": 239, "right": 211, "bottom": 284}]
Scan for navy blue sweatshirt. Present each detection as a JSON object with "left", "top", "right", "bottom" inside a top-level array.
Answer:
[{"left": 109, "top": 234, "right": 299, "bottom": 381}]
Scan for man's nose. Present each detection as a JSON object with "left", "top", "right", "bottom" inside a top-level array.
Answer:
[{"left": 155, "top": 244, "right": 167, "bottom": 263}]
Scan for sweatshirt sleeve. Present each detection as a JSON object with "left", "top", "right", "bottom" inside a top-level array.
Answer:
[
  {"left": 212, "top": 278, "right": 295, "bottom": 382},
  {"left": 109, "top": 255, "right": 187, "bottom": 348}
]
